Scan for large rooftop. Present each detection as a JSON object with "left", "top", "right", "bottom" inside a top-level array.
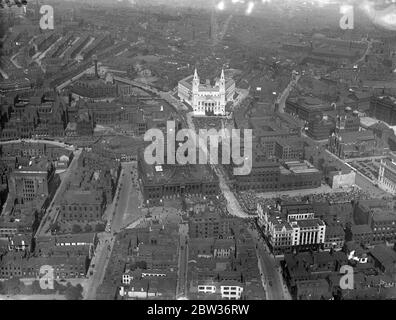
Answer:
[{"left": 139, "top": 159, "right": 218, "bottom": 186}]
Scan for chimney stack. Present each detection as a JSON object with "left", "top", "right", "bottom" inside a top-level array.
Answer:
[{"left": 93, "top": 55, "right": 98, "bottom": 78}]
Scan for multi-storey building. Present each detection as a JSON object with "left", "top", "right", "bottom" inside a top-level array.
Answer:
[
  {"left": 188, "top": 211, "right": 232, "bottom": 239},
  {"left": 289, "top": 217, "right": 326, "bottom": 250},
  {"left": 335, "top": 108, "right": 360, "bottom": 133},
  {"left": 378, "top": 159, "right": 396, "bottom": 195},
  {"left": 266, "top": 217, "right": 294, "bottom": 254},
  {"left": 76, "top": 110, "right": 94, "bottom": 136},
  {"left": 329, "top": 130, "right": 378, "bottom": 159},
  {"left": 352, "top": 199, "right": 396, "bottom": 245},
  {"left": 370, "top": 210, "right": 396, "bottom": 244},
  {"left": 324, "top": 224, "right": 345, "bottom": 251},
  {"left": 350, "top": 224, "right": 374, "bottom": 246},
  {"left": 0, "top": 93, "right": 66, "bottom": 140},
  {"left": 138, "top": 158, "right": 219, "bottom": 206},
  {"left": 258, "top": 202, "right": 326, "bottom": 254},
  {"left": 59, "top": 190, "right": 105, "bottom": 222},
  {"left": 283, "top": 251, "right": 348, "bottom": 299},
  {"left": 233, "top": 159, "right": 321, "bottom": 192},
  {"left": 187, "top": 224, "right": 264, "bottom": 300},
  {"left": 1, "top": 142, "right": 72, "bottom": 163},
  {"left": 30, "top": 96, "right": 66, "bottom": 138},
  {"left": 233, "top": 159, "right": 280, "bottom": 192},
  {"left": 8, "top": 158, "right": 56, "bottom": 204},
  {"left": 285, "top": 97, "right": 334, "bottom": 123},
  {"left": 178, "top": 69, "right": 235, "bottom": 116},
  {"left": 274, "top": 138, "right": 305, "bottom": 161},
  {"left": 133, "top": 243, "right": 178, "bottom": 271},
  {"left": 0, "top": 225, "right": 18, "bottom": 239},
  {"left": 85, "top": 101, "right": 136, "bottom": 125},
  {"left": 369, "top": 96, "right": 396, "bottom": 126},
  {"left": 0, "top": 254, "right": 87, "bottom": 280},
  {"left": 306, "top": 115, "right": 335, "bottom": 140},
  {"left": 195, "top": 280, "right": 244, "bottom": 300},
  {"left": 36, "top": 232, "right": 98, "bottom": 259},
  {"left": 128, "top": 226, "right": 179, "bottom": 272},
  {"left": 71, "top": 75, "right": 117, "bottom": 100},
  {"left": 279, "top": 161, "right": 322, "bottom": 190},
  {"left": 6, "top": 234, "right": 30, "bottom": 252}
]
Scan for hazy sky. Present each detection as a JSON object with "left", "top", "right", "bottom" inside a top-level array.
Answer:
[{"left": 63, "top": 0, "right": 396, "bottom": 30}]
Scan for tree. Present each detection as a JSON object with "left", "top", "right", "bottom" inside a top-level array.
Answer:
[
  {"left": 318, "top": 158, "right": 325, "bottom": 171},
  {"left": 50, "top": 222, "right": 60, "bottom": 233},
  {"left": 4, "top": 279, "right": 25, "bottom": 295},
  {"left": 72, "top": 224, "right": 82, "bottom": 234},
  {"left": 65, "top": 284, "right": 83, "bottom": 300},
  {"left": 31, "top": 280, "right": 43, "bottom": 294},
  {"left": 135, "top": 261, "right": 147, "bottom": 270},
  {"left": 95, "top": 224, "right": 105, "bottom": 232}
]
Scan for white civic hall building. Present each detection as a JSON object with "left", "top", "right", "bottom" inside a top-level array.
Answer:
[
  {"left": 378, "top": 159, "right": 396, "bottom": 195},
  {"left": 178, "top": 69, "right": 235, "bottom": 116}
]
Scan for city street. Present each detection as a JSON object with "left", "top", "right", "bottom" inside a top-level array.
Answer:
[
  {"left": 2, "top": 0, "right": 396, "bottom": 304},
  {"left": 276, "top": 73, "right": 300, "bottom": 113},
  {"left": 213, "top": 165, "right": 249, "bottom": 219},
  {"left": 84, "top": 161, "right": 143, "bottom": 299},
  {"left": 355, "top": 39, "right": 373, "bottom": 66},
  {"left": 176, "top": 222, "right": 189, "bottom": 299},
  {"left": 84, "top": 232, "right": 113, "bottom": 300},
  {"left": 0, "top": 139, "right": 76, "bottom": 150},
  {"left": 248, "top": 227, "right": 291, "bottom": 300},
  {"left": 185, "top": 110, "right": 249, "bottom": 219}
]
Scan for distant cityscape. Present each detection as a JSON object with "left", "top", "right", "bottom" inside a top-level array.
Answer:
[{"left": 1, "top": 0, "right": 396, "bottom": 302}]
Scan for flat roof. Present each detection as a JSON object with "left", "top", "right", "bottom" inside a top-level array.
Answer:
[{"left": 139, "top": 158, "right": 218, "bottom": 186}]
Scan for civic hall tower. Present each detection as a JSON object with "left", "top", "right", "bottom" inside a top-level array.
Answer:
[{"left": 178, "top": 69, "right": 235, "bottom": 116}]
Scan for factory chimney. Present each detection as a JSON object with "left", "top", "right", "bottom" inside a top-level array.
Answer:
[{"left": 93, "top": 55, "right": 99, "bottom": 78}]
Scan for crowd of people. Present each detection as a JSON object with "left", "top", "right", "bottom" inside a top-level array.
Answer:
[
  {"left": 236, "top": 191, "right": 262, "bottom": 215},
  {"left": 307, "top": 187, "right": 376, "bottom": 204},
  {"left": 236, "top": 186, "right": 389, "bottom": 215},
  {"left": 183, "top": 193, "right": 228, "bottom": 215},
  {"left": 192, "top": 116, "right": 225, "bottom": 132}
]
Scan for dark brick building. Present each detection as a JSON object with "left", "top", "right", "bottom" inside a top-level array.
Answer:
[{"left": 370, "top": 96, "right": 396, "bottom": 126}]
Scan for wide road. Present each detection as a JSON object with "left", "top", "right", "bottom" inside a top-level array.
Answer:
[
  {"left": 160, "top": 91, "right": 189, "bottom": 112},
  {"left": 276, "top": 74, "right": 300, "bottom": 113},
  {"left": 0, "top": 67, "right": 9, "bottom": 80},
  {"left": 56, "top": 66, "right": 95, "bottom": 91},
  {"left": 113, "top": 76, "right": 159, "bottom": 96},
  {"left": 110, "top": 162, "right": 143, "bottom": 233},
  {"left": 213, "top": 165, "right": 249, "bottom": 219},
  {"left": 84, "top": 232, "right": 113, "bottom": 300},
  {"left": 185, "top": 111, "right": 248, "bottom": 219},
  {"left": 84, "top": 162, "right": 142, "bottom": 299},
  {"left": 0, "top": 138, "right": 75, "bottom": 151},
  {"left": 176, "top": 223, "right": 189, "bottom": 299},
  {"left": 355, "top": 39, "right": 373, "bottom": 66},
  {"left": 249, "top": 226, "right": 291, "bottom": 300}
]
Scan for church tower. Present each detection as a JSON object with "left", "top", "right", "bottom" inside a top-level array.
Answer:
[
  {"left": 219, "top": 69, "right": 226, "bottom": 113},
  {"left": 193, "top": 68, "right": 200, "bottom": 89},
  {"left": 220, "top": 69, "right": 225, "bottom": 88},
  {"left": 192, "top": 68, "right": 200, "bottom": 109}
]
